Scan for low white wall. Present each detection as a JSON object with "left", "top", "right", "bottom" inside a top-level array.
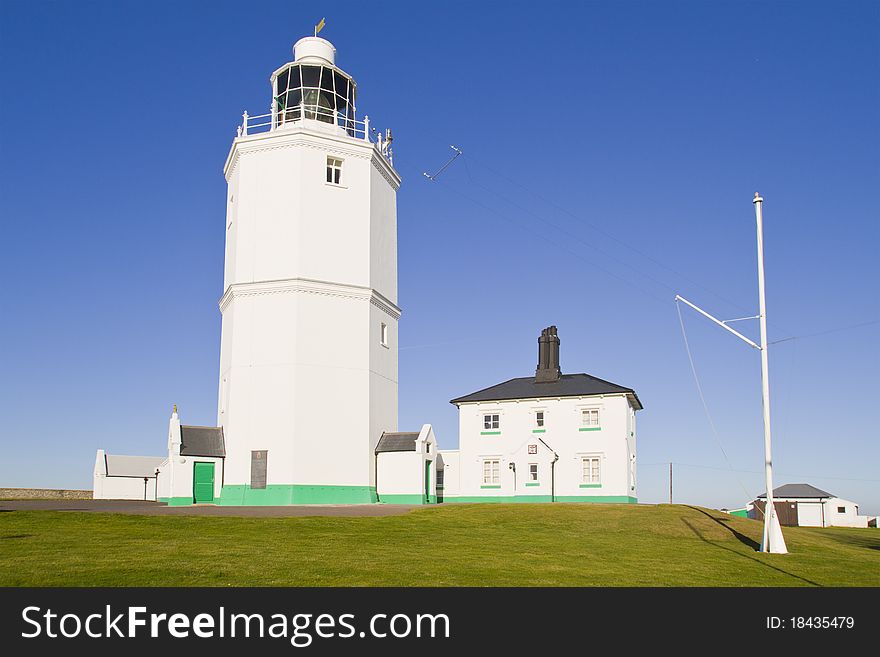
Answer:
[{"left": 94, "top": 476, "right": 156, "bottom": 501}]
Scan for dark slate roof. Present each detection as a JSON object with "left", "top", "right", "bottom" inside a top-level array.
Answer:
[
  {"left": 180, "top": 426, "right": 226, "bottom": 458},
  {"left": 450, "top": 373, "right": 643, "bottom": 409},
  {"left": 757, "top": 483, "right": 833, "bottom": 499},
  {"left": 375, "top": 432, "right": 420, "bottom": 454}
]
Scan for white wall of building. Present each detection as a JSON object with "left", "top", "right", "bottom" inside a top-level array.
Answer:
[
  {"left": 445, "top": 393, "right": 638, "bottom": 502},
  {"left": 218, "top": 114, "right": 400, "bottom": 499},
  {"left": 93, "top": 450, "right": 162, "bottom": 501},
  {"left": 376, "top": 425, "right": 437, "bottom": 503}
]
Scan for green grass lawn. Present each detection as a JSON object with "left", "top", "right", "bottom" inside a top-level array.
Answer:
[{"left": 1, "top": 504, "right": 877, "bottom": 586}]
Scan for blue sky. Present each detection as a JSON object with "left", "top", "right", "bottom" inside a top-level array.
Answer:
[{"left": 1, "top": 1, "right": 877, "bottom": 512}]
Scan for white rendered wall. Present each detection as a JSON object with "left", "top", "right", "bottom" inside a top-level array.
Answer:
[
  {"left": 376, "top": 425, "right": 437, "bottom": 500},
  {"left": 437, "top": 450, "right": 460, "bottom": 499},
  {"left": 453, "top": 394, "right": 638, "bottom": 500},
  {"left": 218, "top": 122, "right": 400, "bottom": 492},
  {"left": 825, "top": 497, "right": 868, "bottom": 528},
  {"left": 93, "top": 450, "right": 160, "bottom": 500}
]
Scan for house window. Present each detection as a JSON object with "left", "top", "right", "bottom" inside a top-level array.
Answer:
[
  {"left": 528, "top": 463, "right": 538, "bottom": 482},
  {"left": 535, "top": 411, "right": 544, "bottom": 428},
  {"left": 837, "top": 506, "right": 846, "bottom": 514},
  {"left": 436, "top": 469, "right": 444, "bottom": 487},
  {"left": 580, "top": 408, "right": 600, "bottom": 430},
  {"left": 483, "top": 414, "right": 500, "bottom": 430},
  {"left": 581, "top": 456, "right": 601, "bottom": 485},
  {"left": 326, "top": 157, "right": 342, "bottom": 184},
  {"left": 380, "top": 322, "right": 388, "bottom": 347},
  {"left": 482, "top": 459, "right": 500, "bottom": 485}
]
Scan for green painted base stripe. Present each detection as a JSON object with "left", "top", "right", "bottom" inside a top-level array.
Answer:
[
  {"left": 219, "top": 484, "right": 378, "bottom": 506},
  {"left": 578, "top": 427, "right": 601, "bottom": 431},
  {"left": 480, "top": 431, "right": 501, "bottom": 435},
  {"left": 379, "top": 494, "right": 425, "bottom": 504},
  {"left": 442, "top": 495, "right": 637, "bottom": 504},
  {"left": 159, "top": 497, "right": 194, "bottom": 506}
]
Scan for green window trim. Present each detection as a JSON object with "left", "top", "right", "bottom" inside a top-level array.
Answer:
[
  {"left": 480, "top": 431, "right": 502, "bottom": 436},
  {"left": 579, "top": 483, "right": 602, "bottom": 488},
  {"left": 579, "top": 427, "right": 601, "bottom": 432},
  {"left": 525, "top": 482, "right": 541, "bottom": 487},
  {"left": 480, "top": 484, "right": 502, "bottom": 489},
  {"left": 532, "top": 429, "right": 546, "bottom": 433}
]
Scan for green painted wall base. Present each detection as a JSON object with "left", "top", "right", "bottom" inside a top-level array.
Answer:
[
  {"left": 218, "top": 484, "right": 378, "bottom": 506},
  {"left": 442, "top": 495, "right": 638, "bottom": 504},
  {"left": 379, "top": 494, "right": 436, "bottom": 505},
  {"left": 158, "top": 497, "right": 194, "bottom": 506}
]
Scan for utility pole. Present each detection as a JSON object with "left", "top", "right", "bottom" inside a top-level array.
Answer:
[
  {"left": 675, "top": 192, "right": 788, "bottom": 554},
  {"left": 669, "top": 462, "right": 673, "bottom": 504}
]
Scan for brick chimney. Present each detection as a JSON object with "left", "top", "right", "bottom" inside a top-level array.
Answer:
[{"left": 535, "top": 326, "right": 561, "bottom": 383}]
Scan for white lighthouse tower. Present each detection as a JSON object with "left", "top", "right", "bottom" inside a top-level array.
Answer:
[{"left": 216, "top": 36, "right": 401, "bottom": 504}]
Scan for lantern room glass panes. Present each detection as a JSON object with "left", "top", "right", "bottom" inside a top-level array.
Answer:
[{"left": 274, "top": 63, "right": 357, "bottom": 133}]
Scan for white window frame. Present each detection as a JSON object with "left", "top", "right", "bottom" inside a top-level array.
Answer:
[
  {"left": 380, "top": 322, "right": 388, "bottom": 348},
  {"left": 580, "top": 407, "right": 601, "bottom": 428},
  {"left": 482, "top": 459, "right": 501, "bottom": 486},
  {"left": 528, "top": 463, "right": 539, "bottom": 482},
  {"left": 326, "top": 156, "right": 343, "bottom": 185},
  {"left": 580, "top": 455, "right": 602, "bottom": 485},
  {"left": 482, "top": 412, "right": 501, "bottom": 432}
]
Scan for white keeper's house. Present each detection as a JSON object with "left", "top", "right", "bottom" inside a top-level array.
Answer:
[
  {"left": 437, "top": 326, "right": 642, "bottom": 503},
  {"left": 94, "top": 34, "right": 439, "bottom": 506}
]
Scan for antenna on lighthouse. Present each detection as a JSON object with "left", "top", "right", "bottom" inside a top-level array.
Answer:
[{"left": 674, "top": 191, "right": 788, "bottom": 555}]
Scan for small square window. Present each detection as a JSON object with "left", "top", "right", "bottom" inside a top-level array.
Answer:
[
  {"left": 326, "top": 157, "right": 343, "bottom": 184},
  {"left": 536, "top": 411, "right": 544, "bottom": 427},
  {"left": 483, "top": 414, "right": 500, "bottom": 430},
  {"left": 380, "top": 322, "right": 388, "bottom": 347},
  {"left": 837, "top": 506, "right": 846, "bottom": 514},
  {"left": 528, "top": 463, "right": 538, "bottom": 482}
]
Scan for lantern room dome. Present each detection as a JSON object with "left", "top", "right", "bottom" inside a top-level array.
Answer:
[{"left": 293, "top": 37, "right": 336, "bottom": 65}]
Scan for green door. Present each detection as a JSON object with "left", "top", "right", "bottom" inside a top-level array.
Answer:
[
  {"left": 193, "top": 462, "right": 215, "bottom": 504},
  {"left": 425, "top": 460, "right": 432, "bottom": 504}
]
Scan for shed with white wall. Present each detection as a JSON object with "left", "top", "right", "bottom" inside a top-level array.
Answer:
[
  {"left": 93, "top": 451, "right": 165, "bottom": 500},
  {"left": 375, "top": 425, "right": 437, "bottom": 504}
]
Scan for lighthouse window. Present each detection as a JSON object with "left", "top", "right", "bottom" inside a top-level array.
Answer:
[
  {"left": 380, "top": 322, "right": 388, "bottom": 347},
  {"left": 326, "top": 157, "right": 343, "bottom": 184},
  {"left": 273, "top": 63, "right": 357, "bottom": 133}
]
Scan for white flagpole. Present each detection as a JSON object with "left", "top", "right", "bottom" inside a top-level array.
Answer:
[{"left": 754, "top": 192, "right": 787, "bottom": 554}]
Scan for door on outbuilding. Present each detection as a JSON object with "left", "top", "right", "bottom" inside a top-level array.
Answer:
[
  {"left": 193, "top": 462, "right": 215, "bottom": 504},
  {"left": 754, "top": 499, "right": 799, "bottom": 526}
]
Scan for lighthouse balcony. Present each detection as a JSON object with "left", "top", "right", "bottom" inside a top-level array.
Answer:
[{"left": 236, "top": 106, "right": 394, "bottom": 165}]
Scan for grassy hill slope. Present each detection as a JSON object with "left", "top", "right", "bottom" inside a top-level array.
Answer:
[{"left": 1, "top": 504, "right": 877, "bottom": 586}]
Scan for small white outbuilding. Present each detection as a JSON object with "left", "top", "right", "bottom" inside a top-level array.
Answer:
[
  {"left": 375, "top": 425, "right": 438, "bottom": 504},
  {"left": 750, "top": 483, "right": 872, "bottom": 528},
  {"left": 93, "top": 451, "right": 165, "bottom": 500}
]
